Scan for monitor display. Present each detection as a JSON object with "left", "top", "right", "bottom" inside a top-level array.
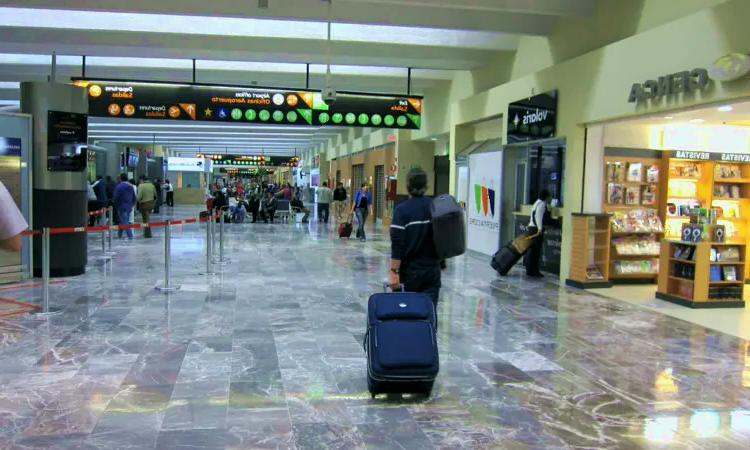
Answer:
[{"left": 47, "top": 110, "right": 88, "bottom": 172}]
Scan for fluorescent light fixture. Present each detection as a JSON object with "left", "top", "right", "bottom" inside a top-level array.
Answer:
[
  {"left": 430, "top": 138, "right": 438, "bottom": 141},
  {"left": 690, "top": 119, "right": 705, "bottom": 123},
  {"left": 0, "top": 7, "right": 514, "bottom": 50},
  {"left": 718, "top": 105, "right": 734, "bottom": 112},
  {"left": 0, "top": 82, "right": 20, "bottom": 89},
  {"left": 0, "top": 100, "right": 19, "bottom": 106},
  {"left": 664, "top": 116, "right": 673, "bottom": 119}
]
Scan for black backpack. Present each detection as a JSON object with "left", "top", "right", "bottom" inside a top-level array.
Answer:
[{"left": 431, "top": 194, "right": 466, "bottom": 259}]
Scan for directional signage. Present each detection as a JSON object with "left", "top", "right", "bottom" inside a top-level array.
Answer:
[
  {"left": 196, "top": 154, "right": 299, "bottom": 167},
  {"left": 74, "top": 80, "right": 422, "bottom": 129}
]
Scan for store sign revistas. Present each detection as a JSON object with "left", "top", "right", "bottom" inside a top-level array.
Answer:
[
  {"left": 628, "top": 69, "right": 709, "bottom": 103},
  {"left": 671, "top": 150, "right": 750, "bottom": 162}
]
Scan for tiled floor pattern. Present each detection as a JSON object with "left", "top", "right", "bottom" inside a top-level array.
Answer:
[{"left": 0, "top": 206, "right": 749, "bottom": 449}]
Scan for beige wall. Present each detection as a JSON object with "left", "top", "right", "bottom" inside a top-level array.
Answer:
[
  {"left": 329, "top": 144, "right": 395, "bottom": 220},
  {"left": 395, "top": 132, "right": 435, "bottom": 196}
]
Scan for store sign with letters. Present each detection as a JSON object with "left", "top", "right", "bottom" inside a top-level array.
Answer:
[
  {"left": 708, "top": 53, "right": 750, "bottom": 82},
  {"left": 167, "top": 157, "right": 205, "bottom": 172},
  {"left": 75, "top": 80, "right": 422, "bottom": 130},
  {"left": 628, "top": 69, "right": 709, "bottom": 103},
  {"left": 507, "top": 90, "right": 557, "bottom": 144},
  {"left": 0, "top": 137, "right": 21, "bottom": 157},
  {"left": 671, "top": 150, "right": 750, "bottom": 162}
]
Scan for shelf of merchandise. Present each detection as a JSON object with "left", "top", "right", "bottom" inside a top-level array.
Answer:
[
  {"left": 657, "top": 240, "right": 746, "bottom": 308},
  {"left": 711, "top": 163, "right": 750, "bottom": 279},
  {"left": 664, "top": 159, "right": 714, "bottom": 240},
  {"left": 565, "top": 213, "right": 612, "bottom": 289},
  {"left": 603, "top": 156, "right": 663, "bottom": 284}
]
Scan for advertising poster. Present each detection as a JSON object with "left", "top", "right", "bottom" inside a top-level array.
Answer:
[
  {"left": 76, "top": 80, "right": 422, "bottom": 129},
  {"left": 468, "top": 152, "right": 502, "bottom": 255}
]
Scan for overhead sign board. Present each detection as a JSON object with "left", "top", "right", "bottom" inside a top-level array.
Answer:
[
  {"left": 670, "top": 150, "right": 750, "bottom": 162},
  {"left": 75, "top": 80, "right": 422, "bottom": 130},
  {"left": 167, "top": 157, "right": 205, "bottom": 172},
  {"left": 196, "top": 154, "right": 299, "bottom": 167},
  {"left": 507, "top": 90, "right": 557, "bottom": 144}
]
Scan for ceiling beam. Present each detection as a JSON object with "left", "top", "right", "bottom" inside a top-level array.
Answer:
[{"left": 0, "top": 0, "right": 560, "bottom": 34}]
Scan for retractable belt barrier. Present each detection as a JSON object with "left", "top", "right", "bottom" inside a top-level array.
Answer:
[
  {"left": 20, "top": 210, "right": 221, "bottom": 318},
  {"left": 87, "top": 206, "right": 110, "bottom": 216}
]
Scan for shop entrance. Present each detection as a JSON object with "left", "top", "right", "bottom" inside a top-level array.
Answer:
[{"left": 575, "top": 99, "right": 750, "bottom": 311}]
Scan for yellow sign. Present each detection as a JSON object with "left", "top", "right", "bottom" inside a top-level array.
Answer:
[{"left": 708, "top": 53, "right": 750, "bottom": 82}]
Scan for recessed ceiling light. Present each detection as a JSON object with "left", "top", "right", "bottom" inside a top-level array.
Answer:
[
  {"left": 690, "top": 119, "right": 705, "bottom": 123},
  {"left": 664, "top": 116, "right": 673, "bottom": 119},
  {"left": 718, "top": 105, "right": 734, "bottom": 112},
  {"left": 430, "top": 138, "right": 437, "bottom": 141}
]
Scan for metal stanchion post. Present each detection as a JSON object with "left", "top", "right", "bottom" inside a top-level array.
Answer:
[
  {"left": 31, "top": 228, "right": 63, "bottom": 318},
  {"left": 156, "top": 223, "right": 180, "bottom": 291},
  {"left": 97, "top": 228, "right": 112, "bottom": 261},
  {"left": 106, "top": 208, "right": 116, "bottom": 256},
  {"left": 213, "top": 207, "right": 230, "bottom": 265},
  {"left": 199, "top": 216, "right": 217, "bottom": 275}
]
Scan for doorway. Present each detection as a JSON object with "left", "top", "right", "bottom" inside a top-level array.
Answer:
[
  {"left": 434, "top": 155, "right": 450, "bottom": 196},
  {"left": 352, "top": 164, "right": 365, "bottom": 197}
]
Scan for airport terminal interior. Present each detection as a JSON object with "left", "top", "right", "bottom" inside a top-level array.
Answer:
[{"left": 2, "top": 0, "right": 750, "bottom": 449}]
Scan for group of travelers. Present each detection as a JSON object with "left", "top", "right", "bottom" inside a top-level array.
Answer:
[{"left": 98, "top": 174, "right": 173, "bottom": 239}]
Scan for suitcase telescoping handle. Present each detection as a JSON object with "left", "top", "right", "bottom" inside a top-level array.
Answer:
[{"left": 383, "top": 282, "right": 405, "bottom": 293}]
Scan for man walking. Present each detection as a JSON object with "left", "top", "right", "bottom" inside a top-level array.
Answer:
[
  {"left": 113, "top": 173, "right": 136, "bottom": 240},
  {"left": 333, "top": 182, "right": 347, "bottom": 221},
  {"left": 316, "top": 182, "right": 333, "bottom": 223},
  {"left": 165, "top": 179, "right": 174, "bottom": 207},
  {"left": 351, "top": 183, "right": 373, "bottom": 243},
  {"left": 136, "top": 175, "right": 157, "bottom": 238},
  {"left": 388, "top": 168, "right": 442, "bottom": 329}
]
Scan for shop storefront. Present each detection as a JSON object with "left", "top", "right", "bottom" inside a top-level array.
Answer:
[{"left": 448, "top": 0, "right": 750, "bottom": 287}]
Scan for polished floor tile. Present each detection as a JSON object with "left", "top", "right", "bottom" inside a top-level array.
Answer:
[{"left": 0, "top": 205, "right": 749, "bottom": 449}]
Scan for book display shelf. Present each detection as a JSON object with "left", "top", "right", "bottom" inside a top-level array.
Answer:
[
  {"left": 603, "top": 155, "right": 664, "bottom": 283},
  {"left": 657, "top": 240, "right": 745, "bottom": 308},
  {"left": 565, "top": 213, "right": 612, "bottom": 289},
  {"left": 666, "top": 155, "right": 750, "bottom": 279}
]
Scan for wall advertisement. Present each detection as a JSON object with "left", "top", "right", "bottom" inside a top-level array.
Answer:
[{"left": 468, "top": 152, "right": 502, "bottom": 255}]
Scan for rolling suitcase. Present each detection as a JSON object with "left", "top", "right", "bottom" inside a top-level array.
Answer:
[
  {"left": 365, "top": 285, "right": 439, "bottom": 398},
  {"left": 491, "top": 242, "right": 523, "bottom": 276},
  {"left": 339, "top": 214, "right": 353, "bottom": 239}
]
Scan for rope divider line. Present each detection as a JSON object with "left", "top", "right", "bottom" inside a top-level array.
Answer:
[
  {"left": 87, "top": 207, "right": 111, "bottom": 216},
  {"left": 20, "top": 211, "right": 223, "bottom": 236}
]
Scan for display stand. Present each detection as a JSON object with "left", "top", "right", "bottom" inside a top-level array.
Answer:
[
  {"left": 656, "top": 240, "right": 745, "bottom": 308},
  {"left": 565, "top": 213, "right": 612, "bottom": 289},
  {"left": 602, "top": 155, "right": 663, "bottom": 284}
]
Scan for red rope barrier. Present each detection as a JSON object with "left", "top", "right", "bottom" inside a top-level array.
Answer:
[
  {"left": 87, "top": 207, "right": 111, "bottom": 216},
  {"left": 23, "top": 211, "right": 221, "bottom": 236}
]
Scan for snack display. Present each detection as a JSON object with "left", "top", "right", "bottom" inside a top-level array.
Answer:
[
  {"left": 613, "top": 260, "right": 659, "bottom": 275},
  {"left": 612, "top": 235, "right": 660, "bottom": 255},
  {"left": 586, "top": 265, "right": 604, "bottom": 280},
  {"left": 610, "top": 209, "right": 664, "bottom": 233},
  {"left": 642, "top": 185, "right": 657, "bottom": 205}
]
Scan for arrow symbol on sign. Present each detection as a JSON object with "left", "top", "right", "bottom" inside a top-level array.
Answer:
[{"left": 180, "top": 103, "right": 196, "bottom": 120}]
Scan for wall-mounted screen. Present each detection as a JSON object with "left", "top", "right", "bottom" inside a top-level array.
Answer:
[{"left": 47, "top": 110, "right": 88, "bottom": 172}]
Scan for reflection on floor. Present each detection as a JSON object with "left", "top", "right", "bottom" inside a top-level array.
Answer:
[
  {"left": 0, "top": 206, "right": 749, "bottom": 449},
  {"left": 594, "top": 284, "right": 750, "bottom": 340}
]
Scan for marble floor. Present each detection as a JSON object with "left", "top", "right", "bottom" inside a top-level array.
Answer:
[{"left": 1, "top": 206, "right": 750, "bottom": 449}]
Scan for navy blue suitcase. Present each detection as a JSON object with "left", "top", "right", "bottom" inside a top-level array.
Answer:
[{"left": 365, "top": 288, "right": 439, "bottom": 398}]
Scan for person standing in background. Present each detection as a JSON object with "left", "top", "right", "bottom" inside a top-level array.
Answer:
[
  {"left": 113, "top": 173, "right": 136, "bottom": 240},
  {"left": 316, "top": 182, "right": 333, "bottom": 223},
  {"left": 105, "top": 175, "right": 116, "bottom": 203},
  {"left": 351, "top": 183, "right": 373, "bottom": 243},
  {"left": 137, "top": 175, "right": 157, "bottom": 238},
  {"left": 525, "top": 189, "right": 551, "bottom": 278},
  {"left": 333, "top": 182, "right": 347, "bottom": 221},
  {"left": 153, "top": 178, "right": 162, "bottom": 214},
  {"left": 129, "top": 178, "right": 137, "bottom": 224},
  {"left": 165, "top": 179, "right": 174, "bottom": 207},
  {"left": 0, "top": 180, "right": 27, "bottom": 252}
]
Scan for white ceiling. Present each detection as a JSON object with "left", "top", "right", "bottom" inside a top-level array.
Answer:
[{"left": 0, "top": 0, "right": 593, "bottom": 152}]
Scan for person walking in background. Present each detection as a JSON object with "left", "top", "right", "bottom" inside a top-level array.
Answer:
[
  {"left": 136, "top": 175, "right": 157, "bottom": 238},
  {"left": 0, "top": 180, "right": 27, "bottom": 252},
  {"left": 105, "top": 175, "right": 116, "bottom": 202},
  {"left": 153, "top": 178, "right": 162, "bottom": 214},
  {"left": 113, "top": 173, "right": 136, "bottom": 240},
  {"left": 351, "top": 182, "right": 373, "bottom": 243},
  {"left": 93, "top": 175, "right": 108, "bottom": 225},
  {"left": 388, "top": 167, "right": 442, "bottom": 328},
  {"left": 316, "top": 182, "right": 333, "bottom": 223},
  {"left": 525, "top": 189, "right": 551, "bottom": 278},
  {"left": 333, "top": 182, "right": 347, "bottom": 221},
  {"left": 165, "top": 179, "right": 174, "bottom": 207}
]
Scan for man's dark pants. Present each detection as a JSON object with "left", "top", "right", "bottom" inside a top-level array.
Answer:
[
  {"left": 400, "top": 263, "right": 441, "bottom": 331},
  {"left": 318, "top": 203, "right": 330, "bottom": 222}
]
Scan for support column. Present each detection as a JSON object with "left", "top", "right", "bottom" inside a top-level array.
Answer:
[{"left": 21, "top": 82, "right": 88, "bottom": 277}]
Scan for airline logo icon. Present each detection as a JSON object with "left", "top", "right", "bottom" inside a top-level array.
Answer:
[
  {"left": 88, "top": 85, "right": 102, "bottom": 97},
  {"left": 169, "top": 106, "right": 181, "bottom": 118},
  {"left": 473, "top": 183, "right": 495, "bottom": 217}
]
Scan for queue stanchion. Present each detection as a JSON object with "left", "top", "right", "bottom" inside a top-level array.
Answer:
[
  {"left": 213, "top": 206, "right": 230, "bottom": 265},
  {"left": 30, "top": 228, "right": 63, "bottom": 318},
  {"left": 156, "top": 222, "right": 180, "bottom": 291},
  {"left": 106, "top": 208, "right": 116, "bottom": 256},
  {"left": 199, "top": 214, "right": 218, "bottom": 275},
  {"left": 97, "top": 227, "right": 112, "bottom": 262}
]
